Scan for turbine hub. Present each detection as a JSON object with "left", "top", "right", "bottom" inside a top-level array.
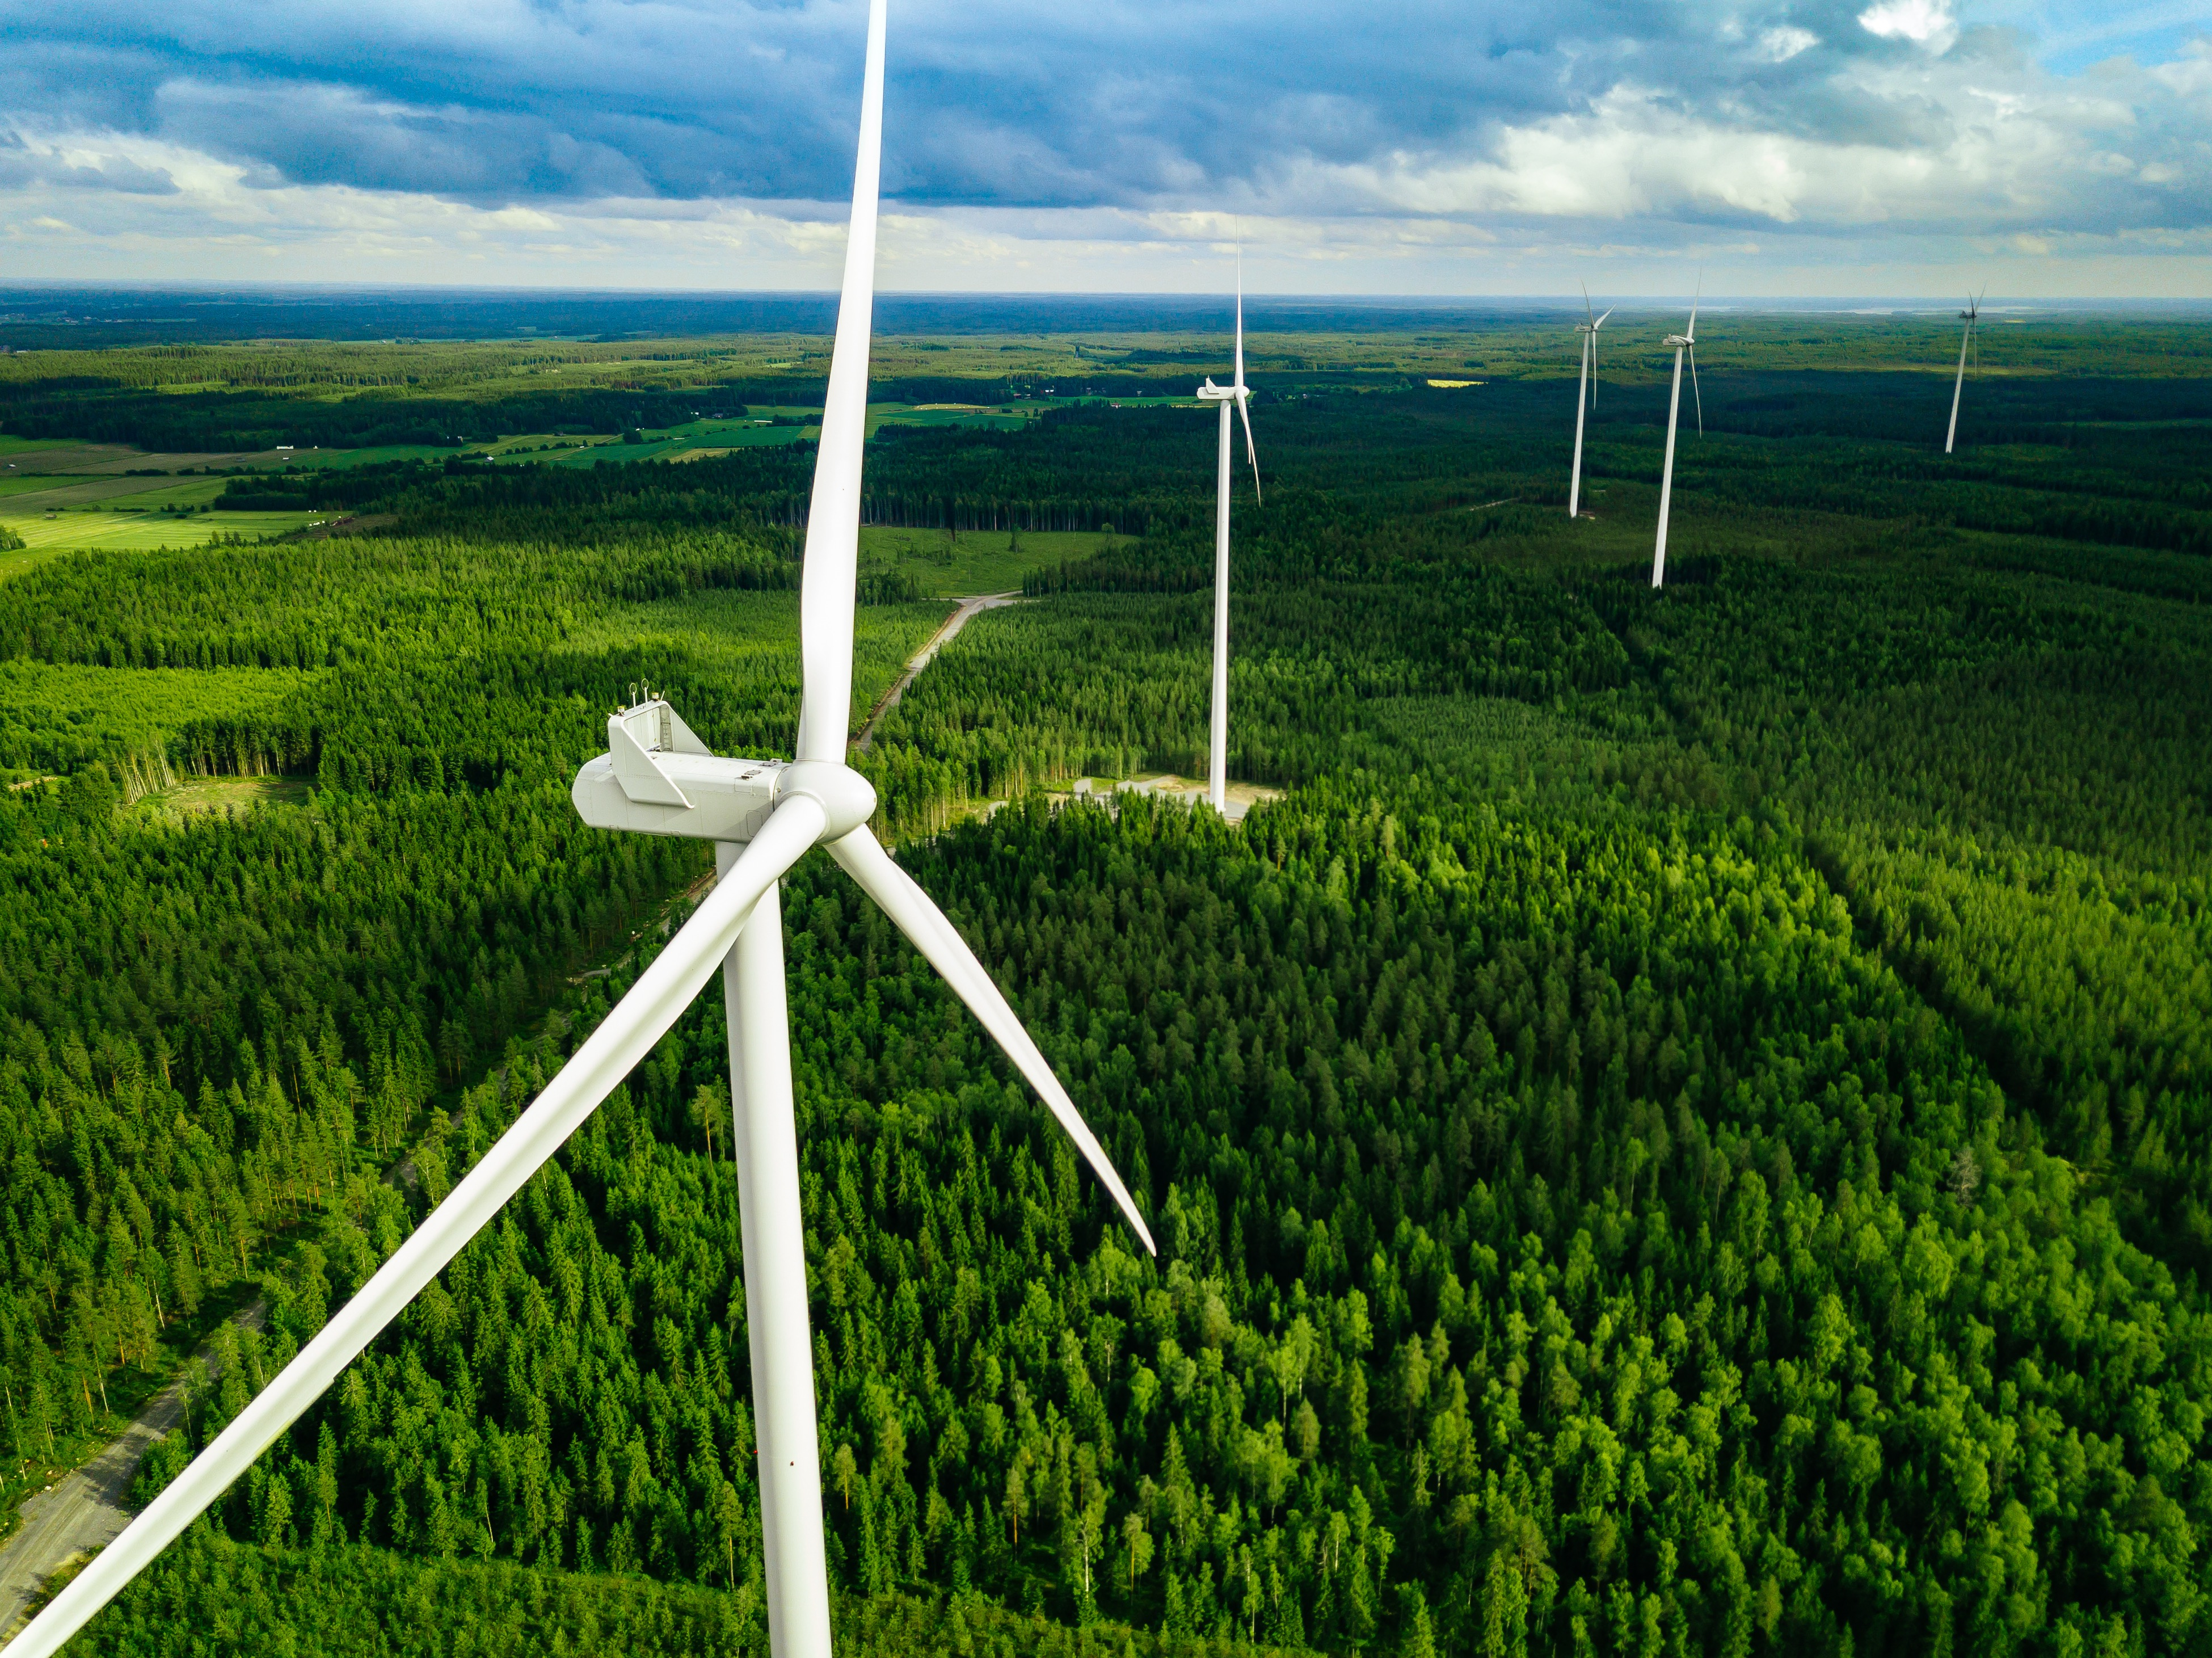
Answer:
[{"left": 777, "top": 761, "right": 879, "bottom": 841}]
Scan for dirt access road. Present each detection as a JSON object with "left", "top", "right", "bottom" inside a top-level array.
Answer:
[
  {"left": 855, "top": 592, "right": 1020, "bottom": 752},
  {"left": 0, "top": 1302, "right": 264, "bottom": 1643}
]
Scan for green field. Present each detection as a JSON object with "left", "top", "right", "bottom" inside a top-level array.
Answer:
[
  {"left": 129, "top": 772, "right": 317, "bottom": 823},
  {"left": 0, "top": 475, "right": 231, "bottom": 512},
  {"left": 0, "top": 473, "right": 81, "bottom": 499},
  {"left": 857, "top": 525, "right": 1130, "bottom": 597},
  {"left": 0, "top": 507, "right": 323, "bottom": 556}
]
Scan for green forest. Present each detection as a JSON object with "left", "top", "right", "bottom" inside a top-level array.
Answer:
[{"left": 0, "top": 314, "right": 2207, "bottom": 1658}]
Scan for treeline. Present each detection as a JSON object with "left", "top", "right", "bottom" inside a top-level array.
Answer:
[
  {"left": 379, "top": 415, "right": 1216, "bottom": 544},
  {"left": 0, "top": 535, "right": 794, "bottom": 673},
  {"left": 75, "top": 1528, "right": 1310, "bottom": 1658},
  {"left": 0, "top": 660, "right": 317, "bottom": 790},
  {"left": 1653, "top": 369, "right": 2212, "bottom": 444},
  {"left": 1632, "top": 439, "right": 2212, "bottom": 557}
]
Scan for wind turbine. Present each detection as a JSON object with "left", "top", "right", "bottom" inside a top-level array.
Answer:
[
  {"left": 1944, "top": 288, "right": 1983, "bottom": 455},
  {"left": 1650, "top": 287, "right": 1703, "bottom": 590},
  {"left": 5, "top": 5, "right": 1155, "bottom": 1655},
  {"left": 1569, "top": 286, "right": 1612, "bottom": 517},
  {"left": 1195, "top": 245, "right": 1261, "bottom": 815}
]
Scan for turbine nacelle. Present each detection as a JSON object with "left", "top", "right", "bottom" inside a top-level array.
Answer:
[
  {"left": 570, "top": 696, "right": 880, "bottom": 846},
  {"left": 1663, "top": 333, "right": 1693, "bottom": 348},
  {"left": 1196, "top": 378, "right": 1248, "bottom": 402},
  {"left": 574, "top": 695, "right": 782, "bottom": 839}
]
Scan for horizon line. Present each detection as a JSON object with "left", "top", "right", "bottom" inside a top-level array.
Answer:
[{"left": 4, "top": 280, "right": 2212, "bottom": 310}]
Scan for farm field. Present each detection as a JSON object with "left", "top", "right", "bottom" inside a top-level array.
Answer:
[
  {"left": 0, "top": 508, "right": 325, "bottom": 555},
  {"left": 1, "top": 312, "right": 2209, "bottom": 1658}
]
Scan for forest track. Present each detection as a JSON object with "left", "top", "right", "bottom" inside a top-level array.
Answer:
[
  {"left": 854, "top": 592, "right": 1021, "bottom": 752},
  {"left": 0, "top": 1300, "right": 266, "bottom": 1644}
]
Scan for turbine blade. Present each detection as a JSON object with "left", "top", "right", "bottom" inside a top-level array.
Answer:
[
  {"left": 1234, "top": 249, "right": 1246, "bottom": 390},
  {"left": 1594, "top": 308, "right": 1613, "bottom": 330},
  {"left": 1237, "top": 392, "right": 1261, "bottom": 504},
  {"left": 1689, "top": 345, "right": 1704, "bottom": 436},
  {"left": 4, "top": 794, "right": 832, "bottom": 1658},
  {"left": 827, "top": 824, "right": 1158, "bottom": 1255},
  {"left": 1582, "top": 280, "right": 1593, "bottom": 329},
  {"left": 795, "top": 0, "right": 890, "bottom": 765}
]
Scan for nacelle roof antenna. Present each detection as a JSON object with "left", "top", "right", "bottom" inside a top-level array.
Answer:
[{"left": 1, "top": 6, "right": 1154, "bottom": 1656}]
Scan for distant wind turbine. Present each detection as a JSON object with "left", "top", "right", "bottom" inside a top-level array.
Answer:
[
  {"left": 1196, "top": 245, "right": 1261, "bottom": 814},
  {"left": 1569, "top": 285, "right": 1613, "bottom": 518},
  {"left": 1650, "top": 287, "right": 1703, "bottom": 590},
  {"left": 3, "top": 6, "right": 1155, "bottom": 1657},
  {"left": 1944, "top": 288, "right": 1983, "bottom": 455}
]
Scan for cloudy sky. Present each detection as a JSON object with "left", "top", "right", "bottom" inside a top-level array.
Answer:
[{"left": 1, "top": 0, "right": 2207, "bottom": 296}]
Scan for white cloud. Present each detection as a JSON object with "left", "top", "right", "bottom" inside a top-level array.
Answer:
[
  {"left": 1282, "top": 65, "right": 2148, "bottom": 234},
  {"left": 2151, "top": 39, "right": 2212, "bottom": 99},
  {"left": 1857, "top": 0, "right": 1960, "bottom": 52},
  {"left": 1757, "top": 27, "right": 1821, "bottom": 64}
]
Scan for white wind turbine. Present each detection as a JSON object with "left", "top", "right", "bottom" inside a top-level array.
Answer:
[
  {"left": 6, "top": 5, "right": 1155, "bottom": 1655},
  {"left": 1944, "top": 288, "right": 1983, "bottom": 455},
  {"left": 1569, "top": 285, "right": 1613, "bottom": 518},
  {"left": 1650, "top": 288, "right": 1703, "bottom": 590},
  {"left": 1195, "top": 246, "right": 1261, "bottom": 815}
]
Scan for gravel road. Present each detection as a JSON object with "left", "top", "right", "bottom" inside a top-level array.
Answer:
[
  {"left": 855, "top": 592, "right": 1021, "bottom": 751},
  {"left": 0, "top": 1302, "right": 264, "bottom": 1643}
]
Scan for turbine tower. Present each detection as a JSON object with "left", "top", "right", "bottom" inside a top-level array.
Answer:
[
  {"left": 1195, "top": 247, "right": 1261, "bottom": 814},
  {"left": 4, "top": 5, "right": 1156, "bottom": 1655},
  {"left": 1944, "top": 288, "right": 1983, "bottom": 455},
  {"left": 1569, "top": 286, "right": 1612, "bottom": 518},
  {"left": 1650, "top": 291, "right": 1703, "bottom": 590}
]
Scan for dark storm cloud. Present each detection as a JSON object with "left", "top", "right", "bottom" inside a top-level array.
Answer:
[{"left": 0, "top": 0, "right": 1940, "bottom": 205}]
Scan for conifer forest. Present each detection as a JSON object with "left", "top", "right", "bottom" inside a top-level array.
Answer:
[{"left": 0, "top": 305, "right": 2207, "bottom": 1658}]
